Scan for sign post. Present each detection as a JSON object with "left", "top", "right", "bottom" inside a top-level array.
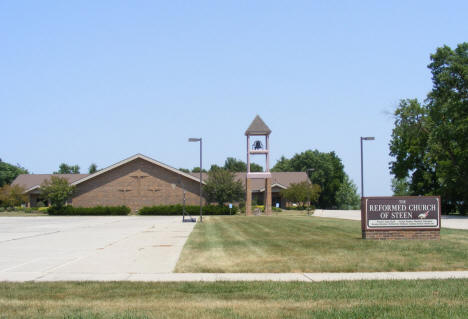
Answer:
[{"left": 361, "top": 196, "right": 441, "bottom": 240}]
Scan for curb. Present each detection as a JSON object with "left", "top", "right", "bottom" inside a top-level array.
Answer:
[{"left": 2, "top": 271, "right": 468, "bottom": 282}]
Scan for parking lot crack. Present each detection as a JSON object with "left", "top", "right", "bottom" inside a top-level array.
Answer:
[{"left": 0, "top": 231, "right": 60, "bottom": 244}]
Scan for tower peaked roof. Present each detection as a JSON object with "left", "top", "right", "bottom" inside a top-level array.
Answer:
[{"left": 245, "top": 115, "right": 272, "bottom": 135}]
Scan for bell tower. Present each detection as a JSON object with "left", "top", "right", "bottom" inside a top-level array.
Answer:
[{"left": 245, "top": 115, "right": 272, "bottom": 216}]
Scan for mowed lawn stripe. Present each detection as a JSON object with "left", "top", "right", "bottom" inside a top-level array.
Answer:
[{"left": 175, "top": 215, "right": 468, "bottom": 273}]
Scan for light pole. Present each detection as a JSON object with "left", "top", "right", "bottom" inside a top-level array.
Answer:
[
  {"left": 306, "top": 168, "right": 315, "bottom": 216},
  {"left": 360, "top": 136, "right": 375, "bottom": 198},
  {"left": 188, "top": 137, "right": 203, "bottom": 222}
]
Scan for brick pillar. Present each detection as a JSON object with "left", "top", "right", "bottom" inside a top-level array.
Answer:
[
  {"left": 246, "top": 178, "right": 252, "bottom": 216},
  {"left": 264, "top": 178, "right": 272, "bottom": 215}
]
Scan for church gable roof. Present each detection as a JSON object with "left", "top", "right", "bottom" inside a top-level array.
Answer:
[
  {"left": 245, "top": 115, "right": 272, "bottom": 136},
  {"left": 13, "top": 154, "right": 205, "bottom": 193},
  {"left": 12, "top": 174, "right": 89, "bottom": 193},
  {"left": 71, "top": 154, "right": 205, "bottom": 186}
]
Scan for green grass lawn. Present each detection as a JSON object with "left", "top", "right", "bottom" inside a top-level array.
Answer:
[
  {"left": 175, "top": 215, "right": 468, "bottom": 273},
  {"left": 0, "top": 280, "right": 466, "bottom": 318}
]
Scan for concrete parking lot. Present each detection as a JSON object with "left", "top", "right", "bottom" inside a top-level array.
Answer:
[{"left": 0, "top": 216, "right": 195, "bottom": 281}]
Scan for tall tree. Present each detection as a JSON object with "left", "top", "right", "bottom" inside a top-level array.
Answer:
[
  {"left": 203, "top": 169, "right": 244, "bottom": 206},
  {"left": 249, "top": 163, "right": 263, "bottom": 172},
  {"left": 0, "top": 160, "right": 28, "bottom": 186},
  {"left": 389, "top": 43, "right": 468, "bottom": 214},
  {"left": 209, "top": 164, "right": 223, "bottom": 171},
  {"left": 88, "top": 163, "right": 98, "bottom": 174},
  {"left": 391, "top": 178, "right": 411, "bottom": 196},
  {"left": 272, "top": 150, "right": 346, "bottom": 209},
  {"left": 271, "top": 156, "right": 291, "bottom": 171},
  {"left": 54, "top": 163, "right": 80, "bottom": 174},
  {"left": 223, "top": 157, "right": 263, "bottom": 172},
  {"left": 223, "top": 157, "right": 246, "bottom": 172},
  {"left": 389, "top": 99, "right": 434, "bottom": 195},
  {"left": 335, "top": 175, "right": 360, "bottom": 210}
]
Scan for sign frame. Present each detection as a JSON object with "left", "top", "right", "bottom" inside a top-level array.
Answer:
[{"left": 361, "top": 196, "right": 441, "bottom": 232}]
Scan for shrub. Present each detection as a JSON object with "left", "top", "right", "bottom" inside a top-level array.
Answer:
[
  {"left": 38, "top": 207, "right": 49, "bottom": 212},
  {"left": 40, "top": 177, "right": 75, "bottom": 209},
  {"left": 203, "top": 169, "right": 244, "bottom": 205},
  {"left": 239, "top": 206, "right": 246, "bottom": 214},
  {"left": 284, "top": 205, "right": 307, "bottom": 210},
  {"left": 272, "top": 207, "right": 282, "bottom": 212},
  {"left": 0, "top": 184, "right": 27, "bottom": 207},
  {"left": 138, "top": 204, "right": 238, "bottom": 215},
  {"left": 280, "top": 181, "right": 321, "bottom": 208},
  {"left": 48, "top": 205, "right": 130, "bottom": 216}
]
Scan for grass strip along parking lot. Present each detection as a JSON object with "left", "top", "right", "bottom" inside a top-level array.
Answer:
[
  {"left": 175, "top": 215, "right": 468, "bottom": 273},
  {"left": 0, "top": 280, "right": 466, "bottom": 318}
]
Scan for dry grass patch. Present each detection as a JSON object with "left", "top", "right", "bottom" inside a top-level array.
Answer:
[
  {"left": 175, "top": 215, "right": 468, "bottom": 273},
  {"left": 0, "top": 280, "right": 466, "bottom": 318},
  {"left": 0, "top": 211, "right": 47, "bottom": 217}
]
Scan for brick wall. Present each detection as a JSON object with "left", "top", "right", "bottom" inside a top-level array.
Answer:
[
  {"left": 362, "top": 230, "right": 440, "bottom": 240},
  {"left": 71, "top": 158, "right": 204, "bottom": 212}
]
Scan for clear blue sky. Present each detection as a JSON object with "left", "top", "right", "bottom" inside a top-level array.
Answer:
[{"left": 1, "top": 1, "right": 467, "bottom": 196}]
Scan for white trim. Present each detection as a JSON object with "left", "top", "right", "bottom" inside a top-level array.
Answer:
[
  {"left": 258, "top": 183, "right": 287, "bottom": 192},
  {"left": 272, "top": 183, "right": 287, "bottom": 189},
  {"left": 24, "top": 185, "right": 40, "bottom": 194},
  {"left": 71, "top": 154, "right": 206, "bottom": 186}
]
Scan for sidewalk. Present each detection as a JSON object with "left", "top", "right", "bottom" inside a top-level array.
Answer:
[{"left": 2, "top": 271, "right": 468, "bottom": 282}]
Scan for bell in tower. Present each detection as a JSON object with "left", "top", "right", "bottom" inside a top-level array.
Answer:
[
  {"left": 252, "top": 140, "right": 264, "bottom": 150},
  {"left": 245, "top": 115, "right": 272, "bottom": 216}
]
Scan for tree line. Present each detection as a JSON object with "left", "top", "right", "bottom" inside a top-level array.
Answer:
[
  {"left": 53, "top": 163, "right": 98, "bottom": 174},
  {"left": 179, "top": 157, "right": 263, "bottom": 173},
  {"left": 1, "top": 152, "right": 360, "bottom": 210}
]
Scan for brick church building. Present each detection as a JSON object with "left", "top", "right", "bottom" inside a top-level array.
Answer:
[{"left": 12, "top": 154, "right": 309, "bottom": 211}]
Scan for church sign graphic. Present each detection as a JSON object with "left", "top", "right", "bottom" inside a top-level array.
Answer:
[{"left": 361, "top": 196, "right": 441, "bottom": 239}]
